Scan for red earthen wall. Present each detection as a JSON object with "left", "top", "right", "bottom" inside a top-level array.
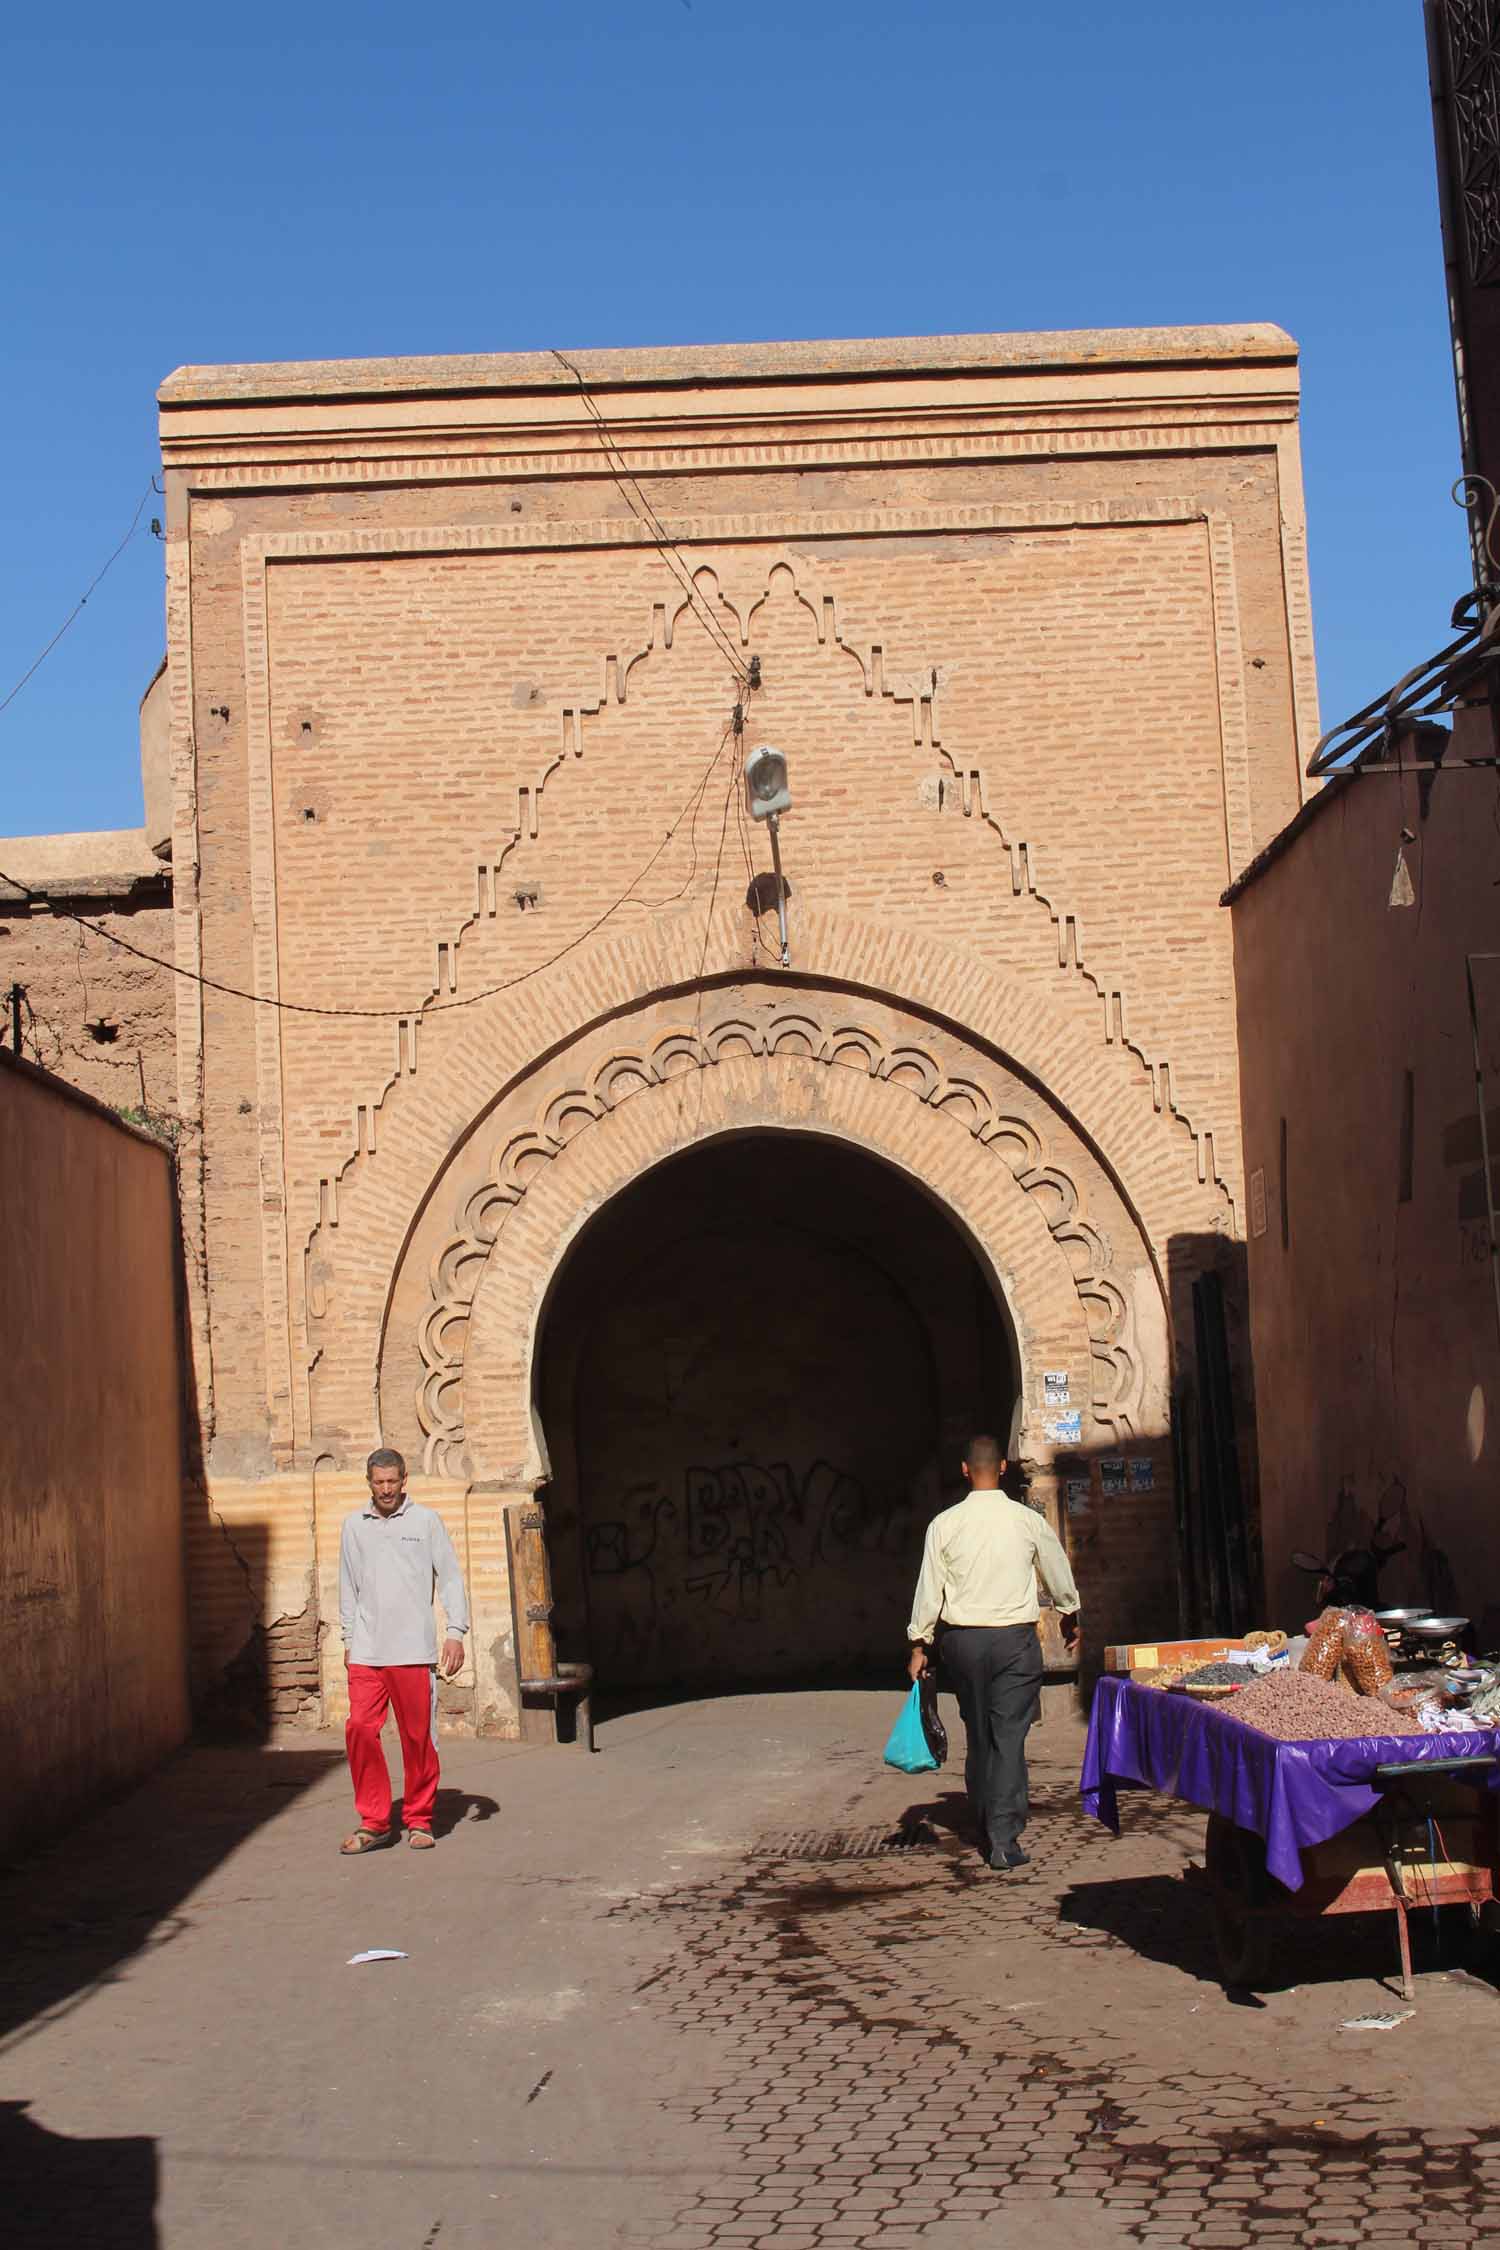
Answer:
[
  {"left": 0, "top": 1056, "right": 188, "bottom": 1852},
  {"left": 1231, "top": 732, "right": 1500, "bottom": 1631},
  {"left": 0, "top": 895, "right": 176, "bottom": 1118}
]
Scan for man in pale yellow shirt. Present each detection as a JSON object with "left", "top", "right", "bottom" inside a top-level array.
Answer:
[{"left": 906, "top": 1434, "right": 1080, "bottom": 1871}]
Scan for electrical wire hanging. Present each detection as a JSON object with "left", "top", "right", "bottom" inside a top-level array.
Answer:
[
  {"left": 549, "top": 349, "right": 750, "bottom": 686},
  {"left": 628, "top": 715, "right": 738, "bottom": 912},
  {"left": 2, "top": 395, "right": 760, "bottom": 1030},
  {"left": 672, "top": 714, "right": 746, "bottom": 1146},
  {"left": 0, "top": 717, "right": 746, "bottom": 1022},
  {"left": 0, "top": 484, "right": 155, "bottom": 719}
]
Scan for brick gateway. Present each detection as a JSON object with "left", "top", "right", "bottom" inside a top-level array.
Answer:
[{"left": 158, "top": 329, "right": 1313, "bottom": 1730}]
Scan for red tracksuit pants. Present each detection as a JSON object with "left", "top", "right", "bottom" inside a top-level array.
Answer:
[{"left": 345, "top": 1664, "right": 440, "bottom": 1833}]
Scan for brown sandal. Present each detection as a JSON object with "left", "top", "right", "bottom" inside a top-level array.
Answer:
[
  {"left": 340, "top": 1827, "right": 395, "bottom": 1856},
  {"left": 406, "top": 1828, "right": 436, "bottom": 1850}
]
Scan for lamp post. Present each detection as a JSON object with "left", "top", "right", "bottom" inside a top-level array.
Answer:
[{"left": 744, "top": 744, "right": 791, "bottom": 967}]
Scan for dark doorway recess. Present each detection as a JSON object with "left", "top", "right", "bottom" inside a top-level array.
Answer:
[{"left": 534, "top": 1132, "right": 1018, "bottom": 1697}]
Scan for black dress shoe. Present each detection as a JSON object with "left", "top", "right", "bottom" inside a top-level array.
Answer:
[{"left": 988, "top": 1843, "right": 1030, "bottom": 1870}]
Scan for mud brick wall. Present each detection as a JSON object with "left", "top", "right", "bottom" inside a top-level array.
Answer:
[
  {"left": 0, "top": 849, "right": 176, "bottom": 1120},
  {"left": 1231, "top": 720, "right": 1500, "bottom": 1635},
  {"left": 0, "top": 1055, "right": 188, "bottom": 1850}
]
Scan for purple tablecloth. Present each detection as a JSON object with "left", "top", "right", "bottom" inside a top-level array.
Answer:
[{"left": 1081, "top": 1675, "right": 1500, "bottom": 1890}]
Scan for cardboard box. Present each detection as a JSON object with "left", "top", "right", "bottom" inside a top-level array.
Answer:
[{"left": 1103, "top": 1635, "right": 1253, "bottom": 1675}]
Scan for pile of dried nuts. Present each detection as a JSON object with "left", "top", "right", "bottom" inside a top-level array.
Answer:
[{"left": 1227, "top": 1669, "right": 1421, "bottom": 1741}]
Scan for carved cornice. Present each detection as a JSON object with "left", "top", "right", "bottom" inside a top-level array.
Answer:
[
  {"left": 242, "top": 493, "right": 1214, "bottom": 566},
  {"left": 160, "top": 323, "right": 1298, "bottom": 406},
  {"left": 175, "top": 419, "right": 1297, "bottom": 493}
]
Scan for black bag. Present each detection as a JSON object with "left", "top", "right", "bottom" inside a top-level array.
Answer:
[{"left": 917, "top": 1671, "right": 948, "bottom": 1766}]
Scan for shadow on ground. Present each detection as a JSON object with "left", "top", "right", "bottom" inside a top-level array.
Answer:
[
  {"left": 426, "top": 1787, "right": 501, "bottom": 1839},
  {"left": 1057, "top": 1871, "right": 1248, "bottom": 1994},
  {"left": 1, "top": 1743, "right": 353, "bottom": 2245},
  {"left": 1057, "top": 1867, "right": 1493, "bottom": 2001},
  {"left": 0, "top": 1745, "right": 342, "bottom": 2049},
  {"left": 893, "top": 1786, "right": 978, "bottom": 1846},
  {"left": 1, "top": 2100, "right": 158, "bottom": 2249}
]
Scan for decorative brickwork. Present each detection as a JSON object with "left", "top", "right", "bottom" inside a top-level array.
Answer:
[
  {"left": 408, "top": 1002, "right": 1150, "bottom": 1476},
  {"left": 253, "top": 523, "right": 1247, "bottom": 1306},
  {"left": 162, "top": 327, "right": 1314, "bottom": 1724}
]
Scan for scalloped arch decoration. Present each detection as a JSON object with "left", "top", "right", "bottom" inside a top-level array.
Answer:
[{"left": 412, "top": 1003, "right": 1145, "bottom": 1473}]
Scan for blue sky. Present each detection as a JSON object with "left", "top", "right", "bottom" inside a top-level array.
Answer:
[{"left": 1, "top": 2, "right": 1469, "bottom": 837}]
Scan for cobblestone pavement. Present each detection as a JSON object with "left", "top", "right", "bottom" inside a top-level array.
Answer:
[
  {"left": 5, "top": 1695, "right": 1500, "bottom": 2249},
  {"left": 623, "top": 1744, "right": 1500, "bottom": 2250}
]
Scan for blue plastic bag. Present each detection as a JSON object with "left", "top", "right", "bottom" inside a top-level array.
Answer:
[{"left": 883, "top": 1681, "right": 939, "bottom": 1773}]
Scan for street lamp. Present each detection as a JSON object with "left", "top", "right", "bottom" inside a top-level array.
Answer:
[{"left": 744, "top": 745, "right": 791, "bottom": 967}]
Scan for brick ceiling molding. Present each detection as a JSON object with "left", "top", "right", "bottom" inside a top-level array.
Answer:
[{"left": 352, "top": 984, "right": 1174, "bottom": 1488}]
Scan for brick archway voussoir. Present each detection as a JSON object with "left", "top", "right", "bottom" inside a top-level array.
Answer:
[
  {"left": 311, "top": 907, "right": 1216, "bottom": 1459},
  {"left": 455, "top": 1052, "right": 1110, "bottom": 1488}
]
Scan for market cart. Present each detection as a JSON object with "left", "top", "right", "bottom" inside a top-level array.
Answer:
[{"left": 1082, "top": 1674, "right": 1500, "bottom": 1997}]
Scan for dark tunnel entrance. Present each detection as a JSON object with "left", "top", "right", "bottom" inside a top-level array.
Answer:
[{"left": 534, "top": 1132, "right": 1019, "bottom": 1695}]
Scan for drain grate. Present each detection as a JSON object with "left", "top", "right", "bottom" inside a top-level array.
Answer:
[{"left": 748, "top": 1823, "right": 939, "bottom": 1862}]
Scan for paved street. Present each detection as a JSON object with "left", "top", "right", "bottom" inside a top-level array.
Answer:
[{"left": 5, "top": 1690, "right": 1500, "bottom": 2249}]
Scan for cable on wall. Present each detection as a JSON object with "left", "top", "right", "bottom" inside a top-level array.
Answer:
[
  {"left": 548, "top": 349, "right": 750, "bottom": 685},
  {"left": 0, "top": 711, "right": 749, "bottom": 1021}
]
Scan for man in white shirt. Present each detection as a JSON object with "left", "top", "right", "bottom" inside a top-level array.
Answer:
[
  {"left": 906, "top": 1434, "right": 1080, "bottom": 1871},
  {"left": 338, "top": 1448, "right": 469, "bottom": 1856}
]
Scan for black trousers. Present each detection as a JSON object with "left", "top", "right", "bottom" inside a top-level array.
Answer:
[{"left": 940, "top": 1622, "right": 1044, "bottom": 1850}]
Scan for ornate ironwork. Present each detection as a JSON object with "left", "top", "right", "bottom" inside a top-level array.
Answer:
[
  {"left": 1444, "top": 0, "right": 1500, "bottom": 286},
  {"left": 1454, "top": 472, "right": 1500, "bottom": 574},
  {"left": 1305, "top": 585, "right": 1500, "bottom": 777}
]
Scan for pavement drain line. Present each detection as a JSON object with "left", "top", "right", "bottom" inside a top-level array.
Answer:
[
  {"left": 616, "top": 1807, "right": 1500, "bottom": 2249},
  {"left": 748, "top": 1826, "right": 936, "bottom": 1863}
]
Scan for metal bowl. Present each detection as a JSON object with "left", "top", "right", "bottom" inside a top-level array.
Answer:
[
  {"left": 1374, "top": 1607, "right": 1434, "bottom": 1624},
  {"left": 1405, "top": 1615, "right": 1469, "bottom": 1640}
]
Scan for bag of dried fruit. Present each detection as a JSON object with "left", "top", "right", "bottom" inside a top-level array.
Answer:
[
  {"left": 1299, "top": 1608, "right": 1347, "bottom": 1680},
  {"left": 1341, "top": 1608, "right": 1394, "bottom": 1695}
]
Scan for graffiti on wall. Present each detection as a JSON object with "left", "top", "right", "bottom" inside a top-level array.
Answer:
[
  {"left": 586, "top": 1457, "right": 923, "bottom": 1641},
  {"left": 582, "top": 1488, "right": 678, "bottom": 1670}
]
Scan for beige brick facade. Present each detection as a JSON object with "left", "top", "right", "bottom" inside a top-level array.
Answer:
[{"left": 158, "top": 328, "right": 1315, "bottom": 1729}]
